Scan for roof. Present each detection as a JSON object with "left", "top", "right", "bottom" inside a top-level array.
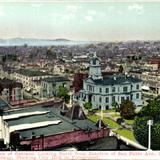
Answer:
[
  {"left": 15, "top": 69, "right": 52, "bottom": 77},
  {"left": 9, "top": 120, "right": 62, "bottom": 132},
  {"left": 0, "top": 99, "right": 8, "bottom": 110},
  {"left": 42, "top": 76, "right": 69, "bottom": 83},
  {"left": 142, "top": 85, "right": 150, "bottom": 91},
  {"left": 86, "top": 75, "right": 142, "bottom": 86},
  {"left": 60, "top": 102, "right": 68, "bottom": 111},
  {"left": 95, "top": 119, "right": 106, "bottom": 128},
  {"left": 3, "top": 110, "right": 49, "bottom": 120},
  {"left": 0, "top": 78, "right": 22, "bottom": 89},
  {"left": 65, "top": 103, "right": 86, "bottom": 120},
  {"left": 4, "top": 104, "right": 98, "bottom": 140}
]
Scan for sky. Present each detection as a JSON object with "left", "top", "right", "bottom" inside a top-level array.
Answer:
[{"left": 0, "top": 0, "right": 160, "bottom": 41}]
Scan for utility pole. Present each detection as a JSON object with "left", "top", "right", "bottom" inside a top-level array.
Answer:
[
  {"left": 98, "top": 108, "right": 103, "bottom": 129},
  {"left": 69, "top": 91, "right": 72, "bottom": 108},
  {"left": 147, "top": 120, "right": 153, "bottom": 151}
]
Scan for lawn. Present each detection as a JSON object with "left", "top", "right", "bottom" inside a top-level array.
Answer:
[
  {"left": 88, "top": 115, "right": 120, "bottom": 128},
  {"left": 95, "top": 110, "right": 135, "bottom": 124},
  {"left": 124, "top": 119, "right": 135, "bottom": 125},
  {"left": 110, "top": 113, "right": 121, "bottom": 118},
  {"left": 113, "top": 129, "right": 136, "bottom": 142},
  {"left": 95, "top": 109, "right": 116, "bottom": 113},
  {"left": 88, "top": 115, "right": 99, "bottom": 123},
  {"left": 88, "top": 114, "right": 136, "bottom": 142},
  {"left": 103, "top": 117, "right": 121, "bottom": 128}
]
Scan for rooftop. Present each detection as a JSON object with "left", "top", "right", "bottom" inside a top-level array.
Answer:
[
  {"left": 87, "top": 75, "right": 142, "bottom": 86},
  {"left": 0, "top": 78, "right": 22, "bottom": 88},
  {"left": 42, "top": 76, "right": 69, "bottom": 83},
  {"left": 4, "top": 104, "right": 98, "bottom": 140},
  {"left": 0, "top": 99, "right": 9, "bottom": 110},
  {"left": 15, "top": 69, "right": 52, "bottom": 77}
]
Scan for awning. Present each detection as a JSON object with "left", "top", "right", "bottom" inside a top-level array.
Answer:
[{"left": 142, "top": 85, "right": 150, "bottom": 91}]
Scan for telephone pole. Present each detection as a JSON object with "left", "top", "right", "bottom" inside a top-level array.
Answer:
[{"left": 147, "top": 120, "right": 153, "bottom": 151}]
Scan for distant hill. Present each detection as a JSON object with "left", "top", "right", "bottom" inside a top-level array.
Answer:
[
  {"left": 53, "top": 38, "right": 70, "bottom": 41},
  {"left": 0, "top": 38, "right": 94, "bottom": 46}
]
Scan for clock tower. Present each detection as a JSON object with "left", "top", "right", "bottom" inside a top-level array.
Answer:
[{"left": 89, "top": 53, "right": 102, "bottom": 80}]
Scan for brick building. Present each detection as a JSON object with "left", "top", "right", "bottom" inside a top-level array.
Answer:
[{"left": 0, "top": 78, "right": 23, "bottom": 102}]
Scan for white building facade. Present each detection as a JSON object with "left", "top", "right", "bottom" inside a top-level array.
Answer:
[
  {"left": 75, "top": 54, "right": 143, "bottom": 110},
  {"left": 41, "top": 76, "right": 70, "bottom": 98},
  {"left": 11, "top": 69, "right": 53, "bottom": 96}
]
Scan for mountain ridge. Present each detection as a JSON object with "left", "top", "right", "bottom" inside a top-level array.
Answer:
[
  {"left": 0, "top": 38, "right": 71, "bottom": 41},
  {"left": 0, "top": 38, "right": 95, "bottom": 46}
]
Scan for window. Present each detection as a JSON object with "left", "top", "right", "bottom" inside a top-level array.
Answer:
[
  {"left": 99, "top": 97, "right": 102, "bottom": 103},
  {"left": 93, "top": 96, "right": 95, "bottom": 101},
  {"left": 99, "top": 87, "right": 102, "bottom": 93},
  {"left": 136, "top": 93, "right": 139, "bottom": 99},
  {"left": 112, "top": 87, "right": 116, "bottom": 93},
  {"left": 89, "top": 85, "right": 92, "bottom": 92},
  {"left": 136, "top": 84, "right": 139, "bottom": 90},
  {"left": 63, "top": 83, "right": 66, "bottom": 87},
  {"left": 123, "top": 86, "right": 128, "bottom": 92},
  {"left": 121, "top": 97, "right": 125, "bottom": 102},
  {"left": 112, "top": 96, "right": 115, "bottom": 102},
  {"left": 106, "top": 97, "right": 109, "bottom": 103},
  {"left": 105, "top": 88, "right": 109, "bottom": 93},
  {"left": 106, "top": 105, "right": 109, "bottom": 110}
]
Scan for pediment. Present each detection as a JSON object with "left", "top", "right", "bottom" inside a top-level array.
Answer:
[
  {"left": 122, "top": 80, "right": 131, "bottom": 84},
  {"left": 85, "top": 78, "right": 94, "bottom": 84}
]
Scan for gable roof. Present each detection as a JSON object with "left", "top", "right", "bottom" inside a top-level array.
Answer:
[{"left": 65, "top": 103, "right": 86, "bottom": 120}]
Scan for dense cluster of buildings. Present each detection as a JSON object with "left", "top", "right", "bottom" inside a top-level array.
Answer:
[
  {"left": 10, "top": 69, "right": 70, "bottom": 99},
  {"left": 0, "top": 41, "right": 159, "bottom": 151}
]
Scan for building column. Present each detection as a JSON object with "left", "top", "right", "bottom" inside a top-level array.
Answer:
[{"left": 0, "top": 116, "right": 3, "bottom": 139}]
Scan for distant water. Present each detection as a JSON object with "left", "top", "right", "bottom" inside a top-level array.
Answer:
[{"left": 0, "top": 40, "right": 99, "bottom": 46}]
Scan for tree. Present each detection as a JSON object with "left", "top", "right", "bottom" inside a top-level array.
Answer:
[
  {"left": 118, "top": 65, "right": 124, "bottom": 73},
  {"left": 119, "top": 100, "right": 136, "bottom": 119},
  {"left": 84, "top": 102, "right": 92, "bottom": 111},
  {"left": 57, "top": 86, "right": 70, "bottom": 103},
  {"left": 112, "top": 100, "right": 119, "bottom": 112},
  {"left": 140, "top": 98, "right": 160, "bottom": 120},
  {"left": 133, "top": 99, "right": 160, "bottom": 150}
]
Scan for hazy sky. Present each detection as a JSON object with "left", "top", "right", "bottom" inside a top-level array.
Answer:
[{"left": 0, "top": 1, "right": 160, "bottom": 41}]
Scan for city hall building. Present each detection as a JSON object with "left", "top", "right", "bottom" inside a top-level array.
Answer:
[{"left": 75, "top": 54, "right": 143, "bottom": 110}]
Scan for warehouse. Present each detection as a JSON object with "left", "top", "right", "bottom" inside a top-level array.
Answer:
[{"left": 1, "top": 103, "right": 109, "bottom": 150}]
